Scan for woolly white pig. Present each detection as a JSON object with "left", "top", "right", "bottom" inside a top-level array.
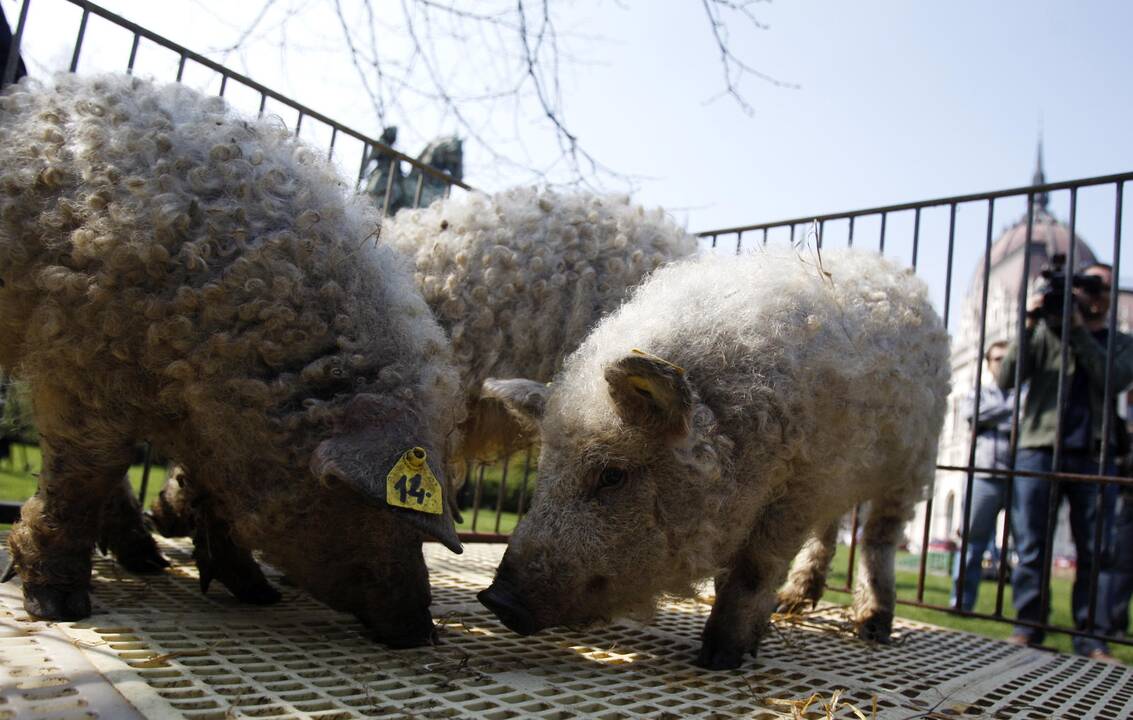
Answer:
[
  {"left": 0, "top": 74, "right": 463, "bottom": 647},
  {"left": 478, "top": 249, "right": 950, "bottom": 669},
  {"left": 386, "top": 188, "right": 698, "bottom": 463}
]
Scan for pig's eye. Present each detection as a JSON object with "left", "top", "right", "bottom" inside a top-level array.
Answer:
[{"left": 597, "top": 466, "right": 628, "bottom": 491}]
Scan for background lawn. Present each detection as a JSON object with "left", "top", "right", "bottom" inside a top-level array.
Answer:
[
  {"left": 1, "top": 443, "right": 166, "bottom": 531},
  {"left": 458, "top": 508, "right": 521, "bottom": 535},
  {"left": 828, "top": 544, "right": 1133, "bottom": 665},
  {"left": 1, "top": 443, "right": 161, "bottom": 501}
]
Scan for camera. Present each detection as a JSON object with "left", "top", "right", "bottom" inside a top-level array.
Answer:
[{"left": 1033, "top": 253, "right": 1107, "bottom": 325}]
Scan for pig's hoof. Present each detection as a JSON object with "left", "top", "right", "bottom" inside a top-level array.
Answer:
[
  {"left": 115, "top": 539, "right": 170, "bottom": 574},
  {"left": 235, "top": 581, "right": 282, "bottom": 606},
  {"left": 856, "top": 612, "right": 893, "bottom": 644},
  {"left": 775, "top": 594, "right": 817, "bottom": 615},
  {"left": 379, "top": 623, "right": 439, "bottom": 649},
  {"left": 99, "top": 523, "right": 170, "bottom": 574},
  {"left": 694, "top": 641, "right": 747, "bottom": 670},
  {"left": 23, "top": 583, "right": 91, "bottom": 621},
  {"left": 198, "top": 561, "right": 280, "bottom": 605}
]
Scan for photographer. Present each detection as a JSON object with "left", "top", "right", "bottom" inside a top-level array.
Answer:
[{"left": 998, "top": 260, "right": 1133, "bottom": 662}]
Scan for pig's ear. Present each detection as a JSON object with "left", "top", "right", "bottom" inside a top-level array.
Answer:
[
  {"left": 482, "top": 378, "right": 550, "bottom": 424},
  {"left": 310, "top": 436, "right": 463, "bottom": 554},
  {"left": 605, "top": 351, "right": 692, "bottom": 436}
]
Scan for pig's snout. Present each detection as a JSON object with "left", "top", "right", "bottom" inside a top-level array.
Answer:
[{"left": 479, "top": 582, "right": 539, "bottom": 636}]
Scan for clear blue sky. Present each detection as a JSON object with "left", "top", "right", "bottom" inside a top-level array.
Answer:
[{"left": 7, "top": 0, "right": 1132, "bottom": 316}]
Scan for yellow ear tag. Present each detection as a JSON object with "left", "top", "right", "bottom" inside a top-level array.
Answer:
[{"left": 386, "top": 447, "right": 444, "bottom": 515}]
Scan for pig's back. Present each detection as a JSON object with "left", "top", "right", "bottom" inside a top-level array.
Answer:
[{"left": 557, "top": 248, "right": 950, "bottom": 482}]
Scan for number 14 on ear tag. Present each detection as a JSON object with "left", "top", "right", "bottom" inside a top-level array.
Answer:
[{"left": 386, "top": 447, "right": 444, "bottom": 515}]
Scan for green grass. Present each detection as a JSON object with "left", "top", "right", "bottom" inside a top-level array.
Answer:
[
  {"left": 1, "top": 443, "right": 163, "bottom": 502},
  {"left": 458, "top": 508, "right": 521, "bottom": 535},
  {"left": 828, "top": 544, "right": 1133, "bottom": 665}
]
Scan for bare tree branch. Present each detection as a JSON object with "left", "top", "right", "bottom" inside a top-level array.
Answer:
[
  {"left": 701, "top": 0, "right": 797, "bottom": 116},
  {"left": 212, "top": 1, "right": 793, "bottom": 188}
]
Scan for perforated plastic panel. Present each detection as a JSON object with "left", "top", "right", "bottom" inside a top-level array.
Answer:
[{"left": 1, "top": 535, "right": 1130, "bottom": 719}]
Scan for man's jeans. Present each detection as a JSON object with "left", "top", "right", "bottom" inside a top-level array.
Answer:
[
  {"left": 1100, "top": 490, "right": 1133, "bottom": 636},
  {"left": 1011, "top": 448, "right": 1117, "bottom": 655},
  {"left": 951, "top": 476, "right": 1009, "bottom": 611}
]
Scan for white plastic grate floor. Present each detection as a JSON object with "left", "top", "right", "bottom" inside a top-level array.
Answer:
[{"left": 1, "top": 536, "right": 1130, "bottom": 720}]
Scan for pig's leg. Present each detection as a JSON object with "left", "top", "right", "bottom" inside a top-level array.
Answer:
[
  {"left": 852, "top": 495, "right": 915, "bottom": 643},
  {"left": 7, "top": 429, "right": 134, "bottom": 620},
  {"left": 191, "top": 488, "right": 280, "bottom": 605},
  {"left": 777, "top": 518, "right": 839, "bottom": 613},
  {"left": 697, "top": 520, "right": 810, "bottom": 670},
  {"left": 97, "top": 474, "right": 170, "bottom": 572}
]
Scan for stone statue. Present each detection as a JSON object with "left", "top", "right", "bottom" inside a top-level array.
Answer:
[{"left": 364, "top": 127, "right": 463, "bottom": 215}]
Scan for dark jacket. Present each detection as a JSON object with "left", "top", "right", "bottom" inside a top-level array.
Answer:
[{"left": 998, "top": 321, "right": 1133, "bottom": 453}]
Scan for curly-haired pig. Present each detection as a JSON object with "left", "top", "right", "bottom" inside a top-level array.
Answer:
[
  {"left": 0, "top": 74, "right": 463, "bottom": 647},
  {"left": 478, "top": 248, "right": 950, "bottom": 669}
]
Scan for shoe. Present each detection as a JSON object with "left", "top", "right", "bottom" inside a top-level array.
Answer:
[
  {"left": 1086, "top": 648, "right": 1121, "bottom": 665},
  {"left": 1006, "top": 634, "right": 1033, "bottom": 647}
]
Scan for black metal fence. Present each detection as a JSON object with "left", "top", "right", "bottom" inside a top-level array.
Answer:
[
  {"left": 2, "top": 0, "right": 469, "bottom": 200},
  {"left": 2, "top": 0, "right": 1131, "bottom": 655},
  {"left": 695, "top": 171, "right": 1133, "bottom": 651}
]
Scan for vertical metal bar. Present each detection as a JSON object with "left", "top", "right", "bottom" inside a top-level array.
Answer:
[
  {"left": 494, "top": 454, "right": 511, "bottom": 534},
  {"left": 879, "top": 211, "right": 888, "bottom": 253},
  {"left": 357, "top": 145, "right": 371, "bottom": 188},
  {"left": 710, "top": 233, "right": 718, "bottom": 250},
  {"left": 126, "top": 33, "right": 140, "bottom": 74},
  {"left": 138, "top": 442, "right": 153, "bottom": 505},
  {"left": 845, "top": 505, "right": 860, "bottom": 591},
  {"left": 176, "top": 54, "right": 187, "bottom": 81},
  {"left": 218, "top": 73, "right": 228, "bottom": 96},
  {"left": 412, "top": 173, "right": 425, "bottom": 208},
  {"left": 997, "top": 193, "right": 1038, "bottom": 616},
  {"left": 762, "top": 227, "right": 768, "bottom": 247},
  {"left": 915, "top": 497, "right": 934, "bottom": 602},
  {"left": 458, "top": 462, "right": 471, "bottom": 528},
  {"left": 955, "top": 198, "right": 997, "bottom": 610},
  {"left": 789, "top": 223, "right": 796, "bottom": 247},
  {"left": 69, "top": 6, "right": 90, "bottom": 73},
  {"left": 992, "top": 475, "right": 1013, "bottom": 618},
  {"left": 847, "top": 216, "right": 855, "bottom": 248},
  {"left": 327, "top": 127, "right": 338, "bottom": 161},
  {"left": 2, "top": 0, "right": 30, "bottom": 87},
  {"left": 818, "top": 220, "right": 825, "bottom": 250},
  {"left": 942, "top": 204, "right": 958, "bottom": 329},
  {"left": 381, "top": 152, "right": 398, "bottom": 215},
  {"left": 258, "top": 92, "right": 267, "bottom": 116},
  {"left": 734, "top": 231, "right": 743, "bottom": 255},
  {"left": 470, "top": 464, "right": 485, "bottom": 532},
  {"left": 911, "top": 207, "right": 922, "bottom": 270},
  {"left": 1039, "top": 187, "right": 1079, "bottom": 630},
  {"left": 294, "top": 111, "right": 304, "bottom": 136},
  {"left": 1086, "top": 181, "right": 1124, "bottom": 633},
  {"left": 516, "top": 446, "right": 533, "bottom": 520}
]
